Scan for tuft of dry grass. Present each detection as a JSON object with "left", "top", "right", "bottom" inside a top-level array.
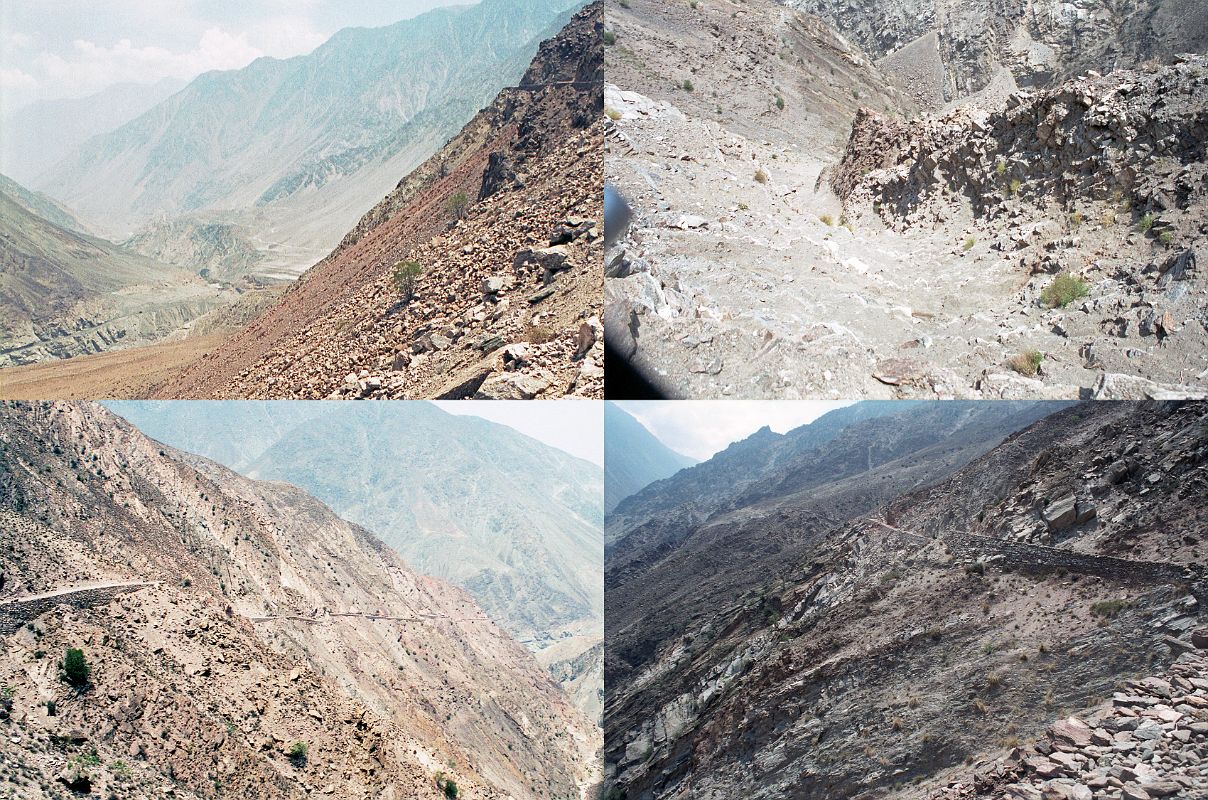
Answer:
[{"left": 1007, "top": 350, "right": 1043, "bottom": 377}]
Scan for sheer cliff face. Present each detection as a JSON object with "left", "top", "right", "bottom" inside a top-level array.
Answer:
[
  {"left": 0, "top": 401, "right": 598, "bottom": 800},
  {"left": 604, "top": 401, "right": 1208, "bottom": 800}
]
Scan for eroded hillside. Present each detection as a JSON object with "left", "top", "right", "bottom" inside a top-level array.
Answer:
[
  {"left": 155, "top": 2, "right": 604, "bottom": 400},
  {"left": 0, "top": 182, "right": 245, "bottom": 369},
  {"left": 603, "top": 401, "right": 1208, "bottom": 800},
  {"left": 0, "top": 402, "right": 599, "bottom": 799}
]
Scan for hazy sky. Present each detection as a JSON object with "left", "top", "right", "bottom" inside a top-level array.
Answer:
[
  {"left": 1, "top": 0, "right": 474, "bottom": 110},
  {"left": 435, "top": 401, "right": 603, "bottom": 467},
  {"left": 615, "top": 401, "right": 854, "bottom": 462}
]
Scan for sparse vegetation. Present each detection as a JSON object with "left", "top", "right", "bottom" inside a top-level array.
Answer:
[
  {"left": 986, "top": 671, "right": 1002, "bottom": 688},
  {"left": 61, "top": 648, "right": 89, "bottom": 689},
  {"left": 1137, "top": 212, "right": 1154, "bottom": 232},
  {"left": 819, "top": 214, "right": 834, "bottom": 226},
  {"left": 1090, "top": 599, "right": 1129, "bottom": 619},
  {"left": 963, "top": 236, "right": 976, "bottom": 251},
  {"left": 436, "top": 772, "right": 459, "bottom": 798},
  {"left": 287, "top": 742, "right": 309, "bottom": 765},
  {"left": 605, "top": 107, "right": 621, "bottom": 120},
  {"left": 1159, "top": 230, "right": 1173, "bottom": 246},
  {"left": 1007, "top": 350, "right": 1043, "bottom": 377},
  {"left": 1069, "top": 210, "right": 1084, "bottom": 229},
  {"left": 1006, "top": 178, "right": 1022, "bottom": 196},
  {"left": 681, "top": 79, "right": 694, "bottom": 92},
  {"left": 995, "top": 159, "right": 1007, "bottom": 177},
  {"left": 392, "top": 260, "right": 423, "bottom": 303},
  {"left": 603, "top": 30, "right": 616, "bottom": 45},
  {"left": 446, "top": 191, "right": 469, "bottom": 220},
  {"left": 775, "top": 94, "right": 785, "bottom": 110},
  {"left": 1040, "top": 273, "right": 1088, "bottom": 308},
  {"left": 754, "top": 169, "right": 768, "bottom": 184}
]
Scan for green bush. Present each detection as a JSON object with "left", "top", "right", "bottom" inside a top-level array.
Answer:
[
  {"left": 603, "top": 30, "right": 616, "bottom": 45},
  {"left": 963, "top": 236, "right": 976, "bottom": 251},
  {"left": 287, "top": 742, "right": 308, "bottom": 765},
  {"left": 447, "top": 191, "right": 469, "bottom": 220},
  {"left": 62, "top": 648, "right": 89, "bottom": 689},
  {"left": 392, "top": 261, "right": 423, "bottom": 303},
  {"left": 1137, "top": 212, "right": 1154, "bottom": 232},
  {"left": 681, "top": 79, "right": 694, "bottom": 91},
  {"left": 1040, "top": 273, "right": 1089, "bottom": 308},
  {"left": 775, "top": 94, "right": 785, "bottom": 110}
]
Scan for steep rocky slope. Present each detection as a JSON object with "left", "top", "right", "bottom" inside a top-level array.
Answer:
[
  {"left": 603, "top": 0, "right": 1208, "bottom": 399},
  {"left": 155, "top": 3, "right": 604, "bottom": 400},
  {"left": 104, "top": 401, "right": 605, "bottom": 720},
  {"left": 0, "top": 402, "right": 598, "bottom": 799},
  {"left": 604, "top": 401, "right": 1207, "bottom": 800},
  {"left": 604, "top": 403, "right": 696, "bottom": 512},
  {"left": 36, "top": 0, "right": 582, "bottom": 280},
  {"left": 0, "top": 182, "right": 239, "bottom": 368},
  {"left": 786, "top": 0, "right": 1208, "bottom": 105}
]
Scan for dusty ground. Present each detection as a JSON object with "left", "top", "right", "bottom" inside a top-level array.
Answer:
[{"left": 0, "top": 334, "right": 227, "bottom": 400}]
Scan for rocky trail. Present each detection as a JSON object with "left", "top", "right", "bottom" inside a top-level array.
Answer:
[{"left": 603, "top": 0, "right": 1208, "bottom": 399}]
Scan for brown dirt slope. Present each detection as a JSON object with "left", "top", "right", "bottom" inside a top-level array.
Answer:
[
  {"left": 156, "top": 3, "right": 604, "bottom": 400},
  {"left": 0, "top": 401, "right": 598, "bottom": 799}
]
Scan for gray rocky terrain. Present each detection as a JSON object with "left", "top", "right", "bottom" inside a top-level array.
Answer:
[
  {"left": 604, "top": 400, "right": 1208, "bottom": 799},
  {"left": 603, "top": 0, "right": 1208, "bottom": 399}
]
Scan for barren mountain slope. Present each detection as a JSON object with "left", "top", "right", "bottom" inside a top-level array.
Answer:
[
  {"left": 156, "top": 3, "right": 604, "bottom": 401},
  {"left": 603, "top": 0, "right": 1208, "bottom": 400},
  {"left": 786, "top": 0, "right": 1208, "bottom": 105},
  {"left": 35, "top": 0, "right": 583, "bottom": 281},
  {"left": 0, "top": 184, "right": 239, "bottom": 369},
  {"left": 0, "top": 402, "right": 598, "bottom": 799},
  {"left": 105, "top": 400, "right": 605, "bottom": 721},
  {"left": 603, "top": 401, "right": 1208, "bottom": 800},
  {"left": 603, "top": 402, "right": 696, "bottom": 512}
]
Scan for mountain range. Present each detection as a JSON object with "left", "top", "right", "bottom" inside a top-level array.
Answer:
[
  {"left": 603, "top": 402, "right": 695, "bottom": 512},
  {"left": 33, "top": 0, "right": 586, "bottom": 281},
  {"left": 152, "top": 1, "right": 604, "bottom": 401},
  {"left": 105, "top": 400, "right": 604, "bottom": 719},
  {"left": 604, "top": 399, "right": 1208, "bottom": 799}
]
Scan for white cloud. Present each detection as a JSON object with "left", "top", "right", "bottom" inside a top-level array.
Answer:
[
  {"left": 615, "top": 401, "right": 854, "bottom": 462},
  {"left": 5, "top": 32, "right": 33, "bottom": 49},
  {"left": 30, "top": 27, "right": 264, "bottom": 97}
]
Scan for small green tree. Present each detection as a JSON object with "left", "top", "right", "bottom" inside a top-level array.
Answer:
[
  {"left": 392, "top": 261, "right": 423, "bottom": 303},
  {"left": 444, "top": 779, "right": 458, "bottom": 798},
  {"left": 62, "top": 648, "right": 89, "bottom": 689},
  {"left": 447, "top": 191, "right": 469, "bottom": 220}
]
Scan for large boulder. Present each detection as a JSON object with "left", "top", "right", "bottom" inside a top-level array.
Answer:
[{"left": 1042, "top": 493, "right": 1078, "bottom": 531}]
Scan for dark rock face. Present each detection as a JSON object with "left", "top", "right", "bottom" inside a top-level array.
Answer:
[{"left": 604, "top": 401, "right": 1208, "bottom": 800}]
